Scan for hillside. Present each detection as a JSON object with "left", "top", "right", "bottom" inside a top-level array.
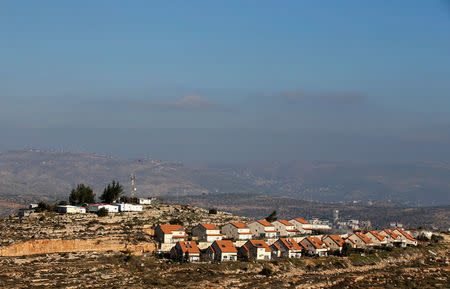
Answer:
[{"left": 0, "top": 150, "right": 449, "bottom": 218}]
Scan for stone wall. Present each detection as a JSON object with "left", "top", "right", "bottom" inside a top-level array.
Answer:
[{"left": 0, "top": 238, "right": 157, "bottom": 257}]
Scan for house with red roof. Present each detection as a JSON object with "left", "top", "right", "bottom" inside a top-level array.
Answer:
[
  {"left": 272, "top": 220, "right": 298, "bottom": 237},
  {"left": 300, "top": 236, "right": 329, "bottom": 257},
  {"left": 379, "top": 229, "right": 402, "bottom": 246},
  {"left": 322, "top": 235, "right": 345, "bottom": 252},
  {"left": 393, "top": 228, "right": 418, "bottom": 246},
  {"left": 192, "top": 223, "right": 223, "bottom": 242},
  {"left": 155, "top": 224, "right": 187, "bottom": 244},
  {"left": 221, "top": 223, "right": 253, "bottom": 240},
  {"left": 290, "top": 218, "right": 313, "bottom": 234},
  {"left": 248, "top": 220, "right": 277, "bottom": 239},
  {"left": 365, "top": 231, "right": 388, "bottom": 246},
  {"left": 345, "top": 233, "right": 374, "bottom": 249},
  {"left": 272, "top": 238, "right": 303, "bottom": 258},
  {"left": 238, "top": 240, "right": 272, "bottom": 260},
  {"left": 206, "top": 240, "right": 238, "bottom": 261},
  {"left": 170, "top": 241, "right": 200, "bottom": 262}
]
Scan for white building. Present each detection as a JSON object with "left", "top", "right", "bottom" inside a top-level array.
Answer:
[
  {"left": 322, "top": 235, "right": 345, "bottom": 252},
  {"left": 290, "top": 218, "right": 313, "bottom": 234},
  {"left": 88, "top": 204, "right": 119, "bottom": 213},
  {"left": 221, "top": 223, "right": 252, "bottom": 240},
  {"left": 155, "top": 224, "right": 187, "bottom": 244},
  {"left": 116, "top": 203, "right": 143, "bottom": 212},
  {"left": 192, "top": 223, "right": 223, "bottom": 242},
  {"left": 365, "top": 231, "right": 388, "bottom": 246},
  {"left": 272, "top": 220, "right": 298, "bottom": 237},
  {"left": 206, "top": 240, "right": 238, "bottom": 261},
  {"left": 248, "top": 220, "right": 277, "bottom": 239},
  {"left": 138, "top": 198, "right": 154, "bottom": 205},
  {"left": 345, "top": 233, "right": 374, "bottom": 249},
  {"left": 393, "top": 228, "right": 418, "bottom": 246},
  {"left": 170, "top": 241, "right": 200, "bottom": 262},
  {"left": 57, "top": 205, "right": 86, "bottom": 214}
]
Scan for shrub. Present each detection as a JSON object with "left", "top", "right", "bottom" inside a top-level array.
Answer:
[
  {"left": 259, "top": 267, "right": 273, "bottom": 276},
  {"left": 97, "top": 207, "right": 109, "bottom": 217},
  {"left": 208, "top": 208, "right": 218, "bottom": 214}
]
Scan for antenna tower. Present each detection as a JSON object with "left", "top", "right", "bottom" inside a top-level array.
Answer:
[{"left": 131, "top": 174, "right": 136, "bottom": 198}]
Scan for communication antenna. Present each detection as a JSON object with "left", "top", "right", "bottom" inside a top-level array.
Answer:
[{"left": 131, "top": 174, "right": 136, "bottom": 198}]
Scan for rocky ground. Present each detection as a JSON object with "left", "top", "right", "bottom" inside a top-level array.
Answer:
[{"left": 0, "top": 241, "right": 448, "bottom": 288}]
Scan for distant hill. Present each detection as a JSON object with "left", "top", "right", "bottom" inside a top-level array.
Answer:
[{"left": 0, "top": 150, "right": 449, "bottom": 217}]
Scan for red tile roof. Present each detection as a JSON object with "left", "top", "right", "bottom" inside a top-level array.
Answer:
[
  {"left": 293, "top": 218, "right": 310, "bottom": 224},
  {"left": 383, "top": 229, "right": 400, "bottom": 240},
  {"left": 257, "top": 220, "right": 273, "bottom": 227},
  {"left": 355, "top": 233, "right": 373, "bottom": 244},
  {"left": 200, "top": 223, "right": 220, "bottom": 230},
  {"left": 278, "top": 220, "right": 293, "bottom": 226},
  {"left": 397, "top": 229, "right": 417, "bottom": 241},
  {"left": 304, "top": 237, "right": 328, "bottom": 249},
  {"left": 247, "top": 240, "right": 271, "bottom": 252},
  {"left": 279, "top": 238, "right": 303, "bottom": 250},
  {"left": 177, "top": 241, "right": 200, "bottom": 254},
  {"left": 213, "top": 240, "right": 237, "bottom": 253},
  {"left": 326, "top": 235, "right": 345, "bottom": 247},
  {"left": 271, "top": 242, "right": 281, "bottom": 251},
  {"left": 231, "top": 222, "right": 249, "bottom": 229},
  {"left": 159, "top": 224, "right": 185, "bottom": 234},
  {"left": 368, "top": 231, "right": 385, "bottom": 241}
]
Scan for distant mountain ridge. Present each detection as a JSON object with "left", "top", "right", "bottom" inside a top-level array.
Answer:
[{"left": 0, "top": 150, "right": 449, "bottom": 215}]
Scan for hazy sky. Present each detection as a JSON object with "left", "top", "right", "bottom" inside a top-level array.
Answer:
[{"left": 1, "top": 1, "right": 449, "bottom": 162}]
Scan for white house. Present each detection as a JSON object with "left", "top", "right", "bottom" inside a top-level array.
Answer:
[
  {"left": 206, "top": 240, "right": 238, "bottom": 261},
  {"left": 88, "top": 204, "right": 119, "bottom": 213},
  {"left": 365, "top": 231, "right": 388, "bottom": 246},
  {"left": 272, "top": 238, "right": 303, "bottom": 258},
  {"left": 239, "top": 240, "right": 272, "bottom": 260},
  {"left": 138, "top": 198, "right": 154, "bottom": 205},
  {"left": 272, "top": 220, "right": 298, "bottom": 237},
  {"left": 221, "top": 223, "right": 252, "bottom": 240},
  {"left": 248, "top": 220, "right": 277, "bottom": 239},
  {"left": 300, "top": 236, "right": 329, "bottom": 257},
  {"left": 170, "top": 241, "right": 200, "bottom": 262},
  {"left": 192, "top": 223, "right": 223, "bottom": 242},
  {"left": 155, "top": 224, "right": 187, "bottom": 244},
  {"left": 116, "top": 203, "right": 143, "bottom": 212},
  {"left": 322, "top": 235, "right": 345, "bottom": 252},
  {"left": 57, "top": 205, "right": 86, "bottom": 214},
  {"left": 345, "top": 233, "right": 374, "bottom": 249},
  {"left": 290, "top": 218, "right": 313, "bottom": 234}
]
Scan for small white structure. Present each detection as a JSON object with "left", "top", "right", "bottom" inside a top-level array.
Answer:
[
  {"left": 206, "top": 240, "right": 238, "bottom": 261},
  {"left": 365, "top": 231, "right": 388, "bottom": 246},
  {"left": 192, "top": 223, "right": 223, "bottom": 242},
  {"left": 272, "top": 220, "right": 298, "bottom": 237},
  {"left": 29, "top": 204, "right": 38, "bottom": 209},
  {"left": 300, "top": 236, "right": 329, "bottom": 257},
  {"left": 222, "top": 223, "right": 252, "bottom": 240},
  {"left": 248, "top": 220, "right": 277, "bottom": 239},
  {"left": 88, "top": 204, "right": 119, "bottom": 213},
  {"left": 290, "top": 218, "right": 313, "bottom": 234},
  {"left": 138, "top": 198, "right": 154, "bottom": 205},
  {"left": 155, "top": 224, "right": 187, "bottom": 244},
  {"left": 239, "top": 240, "right": 272, "bottom": 260},
  {"left": 116, "top": 203, "right": 143, "bottom": 212},
  {"left": 57, "top": 205, "right": 86, "bottom": 214}
]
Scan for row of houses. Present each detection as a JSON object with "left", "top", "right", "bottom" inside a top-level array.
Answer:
[
  {"left": 56, "top": 203, "right": 143, "bottom": 214},
  {"left": 156, "top": 218, "right": 331, "bottom": 244},
  {"left": 156, "top": 223, "right": 418, "bottom": 263}
]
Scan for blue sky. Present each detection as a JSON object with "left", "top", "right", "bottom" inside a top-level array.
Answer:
[{"left": 0, "top": 1, "right": 449, "bottom": 162}]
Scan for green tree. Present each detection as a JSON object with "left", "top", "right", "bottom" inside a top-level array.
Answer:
[
  {"left": 69, "top": 184, "right": 95, "bottom": 205},
  {"left": 265, "top": 210, "right": 277, "bottom": 222},
  {"left": 100, "top": 180, "right": 123, "bottom": 204}
]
